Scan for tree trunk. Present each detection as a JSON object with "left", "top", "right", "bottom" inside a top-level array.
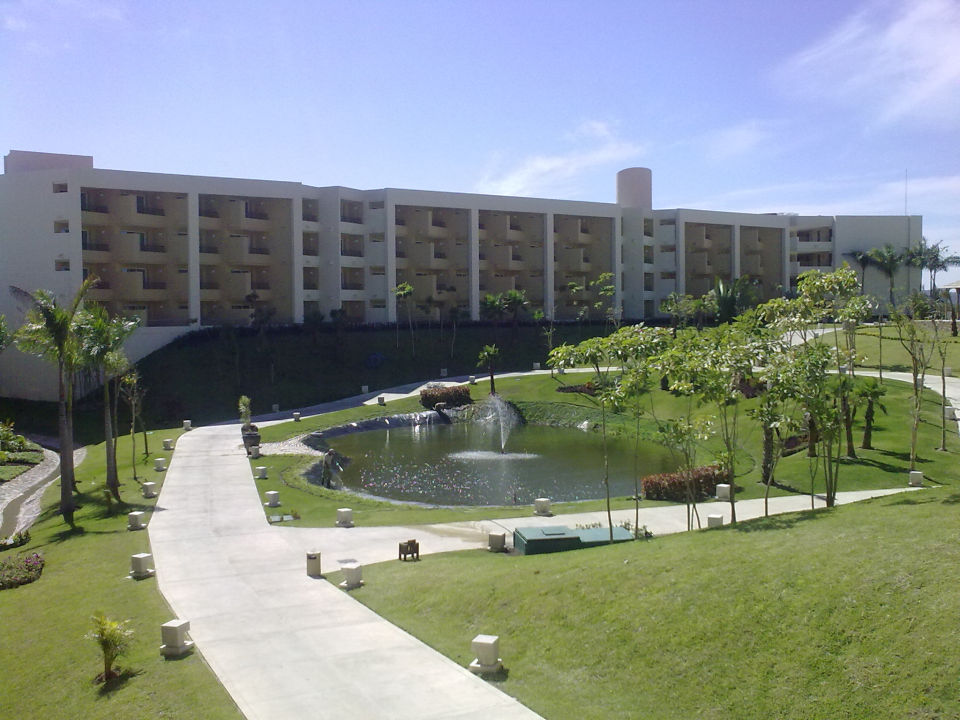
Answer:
[
  {"left": 488, "top": 364, "right": 496, "bottom": 395},
  {"left": 842, "top": 393, "right": 857, "bottom": 459},
  {"left": 57, "top": 361, "right": 76, "bottom": 525},
  {"left": 877, "top": 319, "right": 884, "bottom": 382},
  {"left": 104, "top": 379, "right": 120, "bottom": 501},
  {"left": 940, "top": 369, "right": 948, "bottom": 451},
  {"left": 807, "top": 415, "right": 818, "bottom": 457},
  {"left": 761, "top": 423, "right": 774, "bottom": 487},
  {"left": 602, "top": 403, "right": 613, "bottom": 543},
  {"left": 861, "top": 400, "right": 875, "bottom": 449}
]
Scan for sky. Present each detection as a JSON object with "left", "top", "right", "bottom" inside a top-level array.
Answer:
[{"left": 2, "top": 0, "right": 959, "bottom": 285}]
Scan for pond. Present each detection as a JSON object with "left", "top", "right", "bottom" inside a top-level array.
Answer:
[{"left": 324, "top": 423, "right": 678, "bottom": 506}]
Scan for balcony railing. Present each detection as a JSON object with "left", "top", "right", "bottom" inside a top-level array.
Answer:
[
  {"left": 302, "top": 213, "right": 318, "bottom": 222},
  {"left": 245, "top": 209, "right": 269, "bottom": 220},
  {"left": 248, "top": 247, "right": 270, "bottom": 255},
  {"left": 341, "top": 247, "right": 364, "bottom": 257},
  {"left": 199, "top": 244, "right": 219, "bottom": 254},
  {"left": 143, "top": 282, "right": 167, "bottom": 290},
  {"left": 200, "top": 282, "right": 220, "bottom": 290},
  {"left": 341, "top": 215, "right": 363, "bottom": 224},
  {"left": 82, "top": 242, "right": 110, "bottom": 252},
  {"left": 137, "top": 207, "right": 165, "bottom": 217},
  {"left": 199, "top": 208, "right": 219, "bottom": 218},
  {"left": 140, "top": 243, "right": 166, "bottom": 253},
  {"left": 432, "top": 219, "right": 447, "bottom": 228},
  {"left": 434, "top": 251, "right": 447, "bottom": 259},
  {"left": 251, "top": 282, "right": 271, "bottom": 290},
  {"left": 341, "top": 282, "right": 364, "bottom": 290},
  {"left": 81, "top": 202, "right": 109, "bottom": 213}
]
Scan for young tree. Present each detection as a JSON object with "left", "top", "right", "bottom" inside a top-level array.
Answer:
[
  {"left": 120, "top": 370, "right": 147, "bottom": 482},
  {"left": 477, "top": 344, "right": 500, "bottom": 395},
  {"left": 11, "top": 278, "right": 96, "bottom": 525},
  {"left": 87, "top": 612, "right": 133, "bottom": 683},
  {"left": 856, "top": 377, "right": 886, "bottom": 450},
  {"left": 890, "top": 301, "right": 936, "bottom": 470},
  {"left": 393, "top": 282, "right": 415, "bottom": 356},
  {"left": 76, "top": 304, "right": 141, "bottom": 501},
  {"left": 931, "top": 303, "right": 952, "bottom": 451}
]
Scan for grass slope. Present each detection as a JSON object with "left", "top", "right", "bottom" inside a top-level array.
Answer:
[
  {"left": 0, "top": 428, "right": 242, "bottom": 720},
  {"left": 337, "top": 487, "right": 960, "bottom": 719}
]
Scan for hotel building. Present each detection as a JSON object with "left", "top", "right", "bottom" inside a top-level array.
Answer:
[{"left": 0, "top": 150, "right": 920, "bottom": 400}]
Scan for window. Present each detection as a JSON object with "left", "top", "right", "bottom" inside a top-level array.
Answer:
[
  {"left": 55, "top": 259, "right": 70, "bottom": 271},
  {"left": 368, "top": 201, "right": 385, "bottom": 210},
  {"left": 659, "top": 218, "right": 676, "bottom": 226},
  {"left": 52, "top": 183, "right": 68, "bottom": 193},
  {"left": 660, "top": 271, "right": 676, "bottom": 280},
  {"left": 54, "top": 221, "right": 69, "bottom": 234},
  {"left": 370, "top": 266, "right": 385, "bottom": 276},
  {"left": 643, "top": 218, "right": 654, "bottom": 237},
  {"left": 369, "top": 299, "right": 386, "bottom": 308}
]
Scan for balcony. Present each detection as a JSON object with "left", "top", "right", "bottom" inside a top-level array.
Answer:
[
  {"left": 341, "top": 282, "right": 364, "bottom": 291},
  {"left": 140, "top": 243, "right": 166, "bottom": 254},
  {"left": 199, "top": 244, "right": 219, "bottom": 255}
]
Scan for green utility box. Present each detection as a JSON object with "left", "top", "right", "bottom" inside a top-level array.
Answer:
[{"left": 513, "top": 525, "right": 633, "bottom": 555}]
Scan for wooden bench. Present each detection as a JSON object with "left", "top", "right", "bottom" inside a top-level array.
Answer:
[{"left": 398, "top": 539, "right": 420, "bottom": 561}]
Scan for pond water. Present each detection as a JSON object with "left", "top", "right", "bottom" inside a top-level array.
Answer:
[{"left": 324, "top": 423, "right": 678, "bottom": 506}]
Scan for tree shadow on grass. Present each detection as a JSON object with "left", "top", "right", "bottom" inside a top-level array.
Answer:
[
  {"left": 733, "top": 508, "right": 829, "bottom": 533},
  {"left": 883, "top": 494, "right": 937, "bottom": 507},
  {"left": 95, "top": 667, "right": 142, "bottom": 696},
  {"left": 941, "top": 493, "right": 960, "bottom": 505}
]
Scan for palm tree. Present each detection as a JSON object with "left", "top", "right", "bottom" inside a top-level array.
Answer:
[
  {"left": 922, "top": 240, "right": 960, "bottom": 296},
  {"left": 857, "top": 378, "right": 886, "bottom": 449},
  {"left": 477, "top": 344, "right": 500, "bottom": 395},
  {"left": 76, "top": 304, "right": 140, "bottom": 501},
  {"left": 480, "top": 292, "right": 507, "bottom": 342},
  {"left": 11, "top": 278, "right": 96, "bottom": 525},
  {"left": 867, "top": 245, "right": 903, "bottom": 307},
  {"left": 843, "top": 250, "right": 872, "bottom": 294},
  {"left": 502, "top": 288, "right": 528, "bottom": 338},
  {"left": 393, "top": 282, "right": 415, "bottom": 356}
]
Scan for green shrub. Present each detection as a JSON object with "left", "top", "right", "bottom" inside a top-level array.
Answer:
[
  {"left": 0, "top": 420, "right": 27, "bottom": 452},
  {"left": 0, "top": 552, "right": 45, "bottom": 590},
  {"left": 86, "top": 611, "right": 134, "bottom": 682},
  {"left": 641, "top": 465, "right": 726, "bottom": 502},
  {"left": 420, "top": 385, "right": 472, "bottom": 410}
]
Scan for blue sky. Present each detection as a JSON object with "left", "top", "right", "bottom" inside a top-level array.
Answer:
[{"left": 3, "top": 0, "right": 959, "bottom": 283}]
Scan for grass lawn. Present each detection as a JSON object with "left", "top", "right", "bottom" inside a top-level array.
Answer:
[
  {"left": 0, "top": 427, "right": 243, "bottom": 720},
  {"left": 0, "top": 443, "right": 44, "bottom": 482},
  {"left": 250, "top": 372, "right": 958, "bottom": 527},
  {"left": 824, "top": 324, "right": 960, "bottom": 373},
  {"left": 333, "top": 485, "right": 960, "bottom": 719}
]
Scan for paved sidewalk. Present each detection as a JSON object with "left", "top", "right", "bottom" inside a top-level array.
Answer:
[{"left": 149, "top": 424, "right": 542, "bottom": 720}]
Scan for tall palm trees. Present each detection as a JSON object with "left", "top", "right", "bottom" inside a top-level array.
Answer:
[
  {"left": 76, "top": 305, "right": 140, "bottom": 501},
  {"left": 867, "top": 245, "right": 903, "bottom": 307},
  {"left": 843, "top": 250, "right": 872, "bottom": 293},
  {"left": 11, "top": 278, "right": 96, "bottom": 525}
]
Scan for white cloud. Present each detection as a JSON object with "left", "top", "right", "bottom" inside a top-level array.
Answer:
[
  {"left": 776, "top": 0, "right": 960, "bottom": 127},
  {"left": 702, "top": 120, "right": 775, "bottom": 161},
  {"left": 475, "top": 124, "right": 644, "bottom": 198}
]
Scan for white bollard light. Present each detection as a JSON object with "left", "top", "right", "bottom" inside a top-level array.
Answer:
[
  {"left": 488, "top": 532, "right": 506, "bottom": 552},
  {"left": 469, "top": 375, "right": 476, "bottom": 385},
  {"left": 707, "top": 514, "right": 724, "bottom": 528},
  {"left": 142, "top": 482, "right": 157, "bottom": 499},
  {"left": 249, "top": 445, "right": 261, "bottom": 459},
  {"left": 533, "top": 362, "right": 541, "bottom": 370},
  {"left": 162, "top": 438, "right": 174, "bottom": 451},
  {"left": 293, "top": 412, "right": 301, "bottom": 422},
  {"left": 336, "top": 507, "right": 354, "bottom": 527},
  {"left": 255, "top": 466, "right": 268, "bottom": 479},
  {"left": 469, "top": 634, "right": 503, "bottom": 674},
  {"left": 128, "top": 511, "right": 146, "bottom": 531},
  {"left": 533, "top": 497, "right": 552, "bottom": 516},
  {"left": 361, "top": 385, "right": 369, "bottom": 394},
  {"left": 272, "top": 403, "right": 280, "bottom": 413},
  {"left": 130, "top": 552, "right": 155, "bottom": 579},
  {"left": 160, "top": 619, "right": 194, "bottom": 657},
  {"left": 183, "top": 420, "right": 191, "bottom": 431},
  {"left": 154, "top": 457, "right": 166, "bottom": 472},
  {"left": 944, "top": 366, "right": 953, "bottom": 377},
  {"left": 306, "top": 550, "right": 322, "bottom": 577},
  {"left": 265, "top": 490, "right": 280, "bottom": 507},
  {"left": 944, "top": 406, "right": 956, "bottom": 420},
  {"left": 339, "top": 562, "right": 363, "bottom": 589},
  {"left": 440, "top": 368, "right": 448, "bottom": 378},
  {"left": 377, "top": 395, "right": 386, "bottom": 406},
  {"left": 716, "top": 484, "right": 731, "bottom": 501},
  {"left": 908, "top": 471, "right": 923, "bottom": 487}
]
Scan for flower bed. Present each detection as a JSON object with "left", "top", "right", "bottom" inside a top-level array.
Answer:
[{"left": 0, "top": 552, "right": 45, "bottom": 590}]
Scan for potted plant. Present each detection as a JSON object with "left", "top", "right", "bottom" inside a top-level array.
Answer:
[{"left": 239, "top": 395, "right": 260, "bottom": 452}]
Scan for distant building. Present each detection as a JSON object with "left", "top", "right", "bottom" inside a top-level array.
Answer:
[{"left": 0, "top": 150, "right": 920, "bottom": 400}]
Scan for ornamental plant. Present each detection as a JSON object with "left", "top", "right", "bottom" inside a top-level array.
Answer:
[
  {"left": 87, "top": 611, "right": 134, "bottom": 682},
  {"left": 0, "top": 552, "right": 45, "bottom": 589}
]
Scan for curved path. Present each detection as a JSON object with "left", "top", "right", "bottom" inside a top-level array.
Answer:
[{"left": 149, "top": 368, "right": 954, "bottom": 720}]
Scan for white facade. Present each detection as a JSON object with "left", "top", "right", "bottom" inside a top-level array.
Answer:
[{"left": 0, "top": 151, "right": 921, "bottom": 400}]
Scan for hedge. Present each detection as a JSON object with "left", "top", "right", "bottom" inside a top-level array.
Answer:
[
  {"left": 641, "top": 465, "right": 727, "bottom": 502},
  {"left": 420, "top": 385, "right": 473, "bottom": 410}
]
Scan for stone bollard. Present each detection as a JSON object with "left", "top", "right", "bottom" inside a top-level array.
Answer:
[
  {"left": 255, "top": 466, "right": 268, "bottom": 479},
  {"left": 160, "top": 619, "right": 194, "bottom": 658},
  {"left": 142, "top": 482, "right": 158, "bottom": 499},
  {"left": 272, "top": 403, "right": 280, "bottom": 413},
  {"left": 716, "top": 484, "right": 731, "bottom": 501},
  {"left": 361, "top": 385, "right": 369, "bottom": 394},
  {"left": 339, "top": 562, "right": 363, "bottom": 589},
  {"left": 488, "top": 532, "right": 506, "bottom": 552},
  {"left": 183, "top": 420, "right": 191, "bottom": 431},
  {"left": 469, "top": 634, "right": 503, "bottom": 674},
  {"left": 249, "top": 445, "right": 261, "bottom": 459},
  {"left": 440, "top": 368, "right": 448, "bottom": 378},
  {"left": 945, "top": 366, "right": 953, "bottom": 377},
  {"left": 306, "top": 550, "right": 322, "bottom": 577},
  {"left": 162, "top": 438, "right": 174, "bottom": 451},
  {"left": 130, "top": 552, "right": 155, "bottom": 579},
  {"left": 908, "top": 471, "right": 923, "bottom": 487},
  {"left": 944, "top": 406, "right": 956, "bottom": 420},
  {"left": 154, "top": 457, "right": 166, "bottom": 472},
  {"left": 336, "top": 507, "right": 354, "bottom": 528},
  {"left": 469, "top": 375, "right": 476, "bottom": 384},
  {"left": 533, "top": 362, "right": 541, "bottom": 370},
  {"left": 128, "top": 511, "right": 146, "bottom": 531},
  {"left": 265, "top": 490, "right": 280, "bottom": 507},
  {"left": 533, "top": 497, "right": 552, "bottom": 516},
  {"left": 377, "top": 395, "right": 386, "bottom": 406},
  {"left": 707, "top": 514, "right": 724, "bottom": 528},
  {"left": 293, "top": 412, "right": 301, "bottom": 422}
]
